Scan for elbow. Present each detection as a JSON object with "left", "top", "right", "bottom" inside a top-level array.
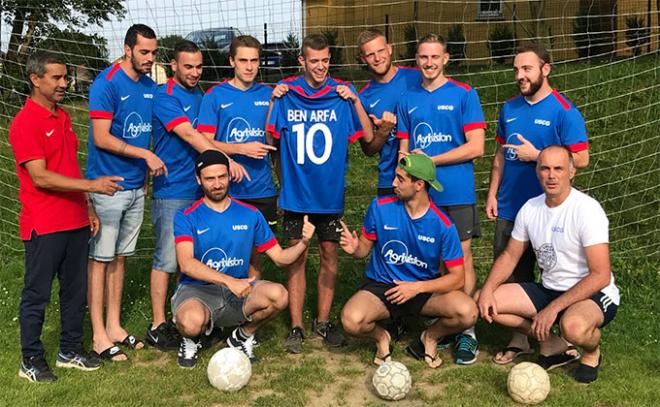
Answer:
[
  {"left": 31, "top": 174, "right": 49, "bottom": 189},
  {"left": 472, "top": 144, "right": 485, "bottom": 159},
  {"left": 575, "top": 156, "right": 589, "bottom": 169}
]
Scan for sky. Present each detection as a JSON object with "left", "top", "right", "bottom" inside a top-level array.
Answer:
[{"left": 1, "top": 0, "right": 303, "bottom": 60}]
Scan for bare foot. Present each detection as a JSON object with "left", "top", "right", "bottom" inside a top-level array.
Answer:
[{"left": 421, "top": 330, "right": 443, "bottom": 369}]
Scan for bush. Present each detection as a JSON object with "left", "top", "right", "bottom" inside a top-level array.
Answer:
[
  {"left": 399, "top": 23, "right": 417, "bottom": 66},
  {"left": 322, "top": 30, "right": 343, "bottom": 73},
  {"left": 446, "top": 24, "right": 466, "bottom": 65},
  {"left": 573, "top": 6, "right": 615, "bottom": 60},
  {"left": 488, "top": 24, "right": 516, "bottom": 64},
  {"left": 625, "top": 16, "right": 650, "bottom": 56}
]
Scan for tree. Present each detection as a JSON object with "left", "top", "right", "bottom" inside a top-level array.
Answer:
[
  {"left": 30, "top": 27, "right": 110, "bottom": 73},
  {"left": 321, "top": 30, "right": 343, "bottom": 74},
  {"left": 281, "top": 32, "right": 300, "bottom": 76},
  {"left": 625, "top": 16, "right": 650, "bottom": 57}
]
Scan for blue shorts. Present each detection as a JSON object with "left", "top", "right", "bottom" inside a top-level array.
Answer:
[
  {"left": 89, "top": 189, "right": 145, "bottom": 261},
  {"left": 519, "top": 282, "right": 618, "bottom": 327},
  {"left": 152, "top": 198, "right": 196, "bottom": 273}
]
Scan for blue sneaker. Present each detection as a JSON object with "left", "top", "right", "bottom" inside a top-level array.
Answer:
[
  {"left": 19, "top": 356, "right": 57, "bottom": 382},
  {"left": 56, "top": 350, "right": 102, "bottom": 371},
  {"left": 454, "top": 334, "right": 478, "bottom": 365}
]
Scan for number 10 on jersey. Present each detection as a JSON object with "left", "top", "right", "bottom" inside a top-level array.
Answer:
[{"left": 293, "top": 123, "right": 333, "bottom": 165}]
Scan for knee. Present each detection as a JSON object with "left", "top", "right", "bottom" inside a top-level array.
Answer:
[
  {"left": 454, "top": 298, "right": 479, "bottom": 327},
  {"left": 268, "top": 284, "right": 289, "bottom": 311},
  {"left": 340, "top": 307, "right": 365, "bottom": 335},
  {"left": 560, "top": 316, "right": 592, "bottom": 343},
  {"left": 176, "top": 311, "right": 206, "bottom": 337},
  {"left": 319, "top": 243, "right": 338, "bottom": 268}
]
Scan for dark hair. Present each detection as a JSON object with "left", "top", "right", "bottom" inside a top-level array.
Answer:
[
  {"left": 404, "top": 171, "right": 430, "bottom": 191},
  {"left": 124, "top": 24, "right": 157, "bottom": 48},
  {"left": 416, "top": 33, "right": 447, "bottom": 52},
  {"left": 515, "top": 42, "right": 552, "bottom": 64},
  {"left": 357, "top": 29, "right": 385, "bottom": 50},
  {"left": 26, "top": 51, "right": 66, "bottom": 90},
  {"left": 173, "top": 40, "right": 201, "bottom": 61},
  {"left": 229, "top": 35, "right": 262, "bottom": 58},
  {"left": 301, "top": 33, "right": 329, "bottom": 57}
]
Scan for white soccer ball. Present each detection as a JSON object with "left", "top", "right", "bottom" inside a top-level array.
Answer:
[
  {"left": 372, "top": 361, "right": 412, "bottom": 401},
  {"left": 507, "top": 362, "right": 551, "bottom": 405},
  {"left": 207, "top": 347, "right": 252, "bottom": 392}
]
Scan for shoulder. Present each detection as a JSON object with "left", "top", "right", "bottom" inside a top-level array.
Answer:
[
  {"left": 375, "top": 195, "right": 398, "bottom": 206},
  {"left": 572, "top": 189, "right": 606, "bottom": 214},
  {"left": 231, "top": 198, "right": 259, "bottom": 212},
  {"left": 181, "top": 198, "right": 205, "bottom": 217},
  {"left": 550, "top": 89, "right": 575, "bottom": 111},
  {"left": 428, "top": 202, "right": 454, "bottom": 228},
  {"left": 504, "top": 94, "right": 523, "bottom": 107},
  {"left": 204, "top": 80, "right": 229, "bottom": 95},
  {"left": 102, "top": 64, "right": 122, "bottom": 82},
  {"left": 358, "top": 80, "right": 373, "bottom": 95},
  {"left": 280, "top": 75, "right": 301, "bottom": 84},
  {"left": 447, "top": 77, "right": 473, "bottom": 92}
]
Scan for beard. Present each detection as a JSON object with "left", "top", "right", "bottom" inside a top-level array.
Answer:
[
  {"left": 203, "top": 187, "right": 228, "bottom": 203},
  {"left": 519, "top": 74, "right": 544, "bottom": 97}
]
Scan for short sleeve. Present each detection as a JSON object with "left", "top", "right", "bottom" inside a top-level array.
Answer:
[
  {"left": 173, "top": 210, "right": 194, "bottom": 244},
  {"left": 361, "top": 199, "right": 378, "bottom": 241},
  {"left": 462, "top": 88, "right": 487, "bottom": 133},
  {"left": 253, "top": 211, "right": 277, "bottom": 252},
  {"left": 9, "top": 117, "right": 45, "bottom": 165},
  {"left": 440, "top": 224, "right": 464, "bottom": 268},
  {"left": 154, "top": 91, "right": 189, "bottom": 132},
  {"left": 495, "top": 105, "right": 506, "bottom": 144},
  {"left": 395, "top": 97, "right": 410, "bottom": 139},
  {"left": 559, "top": 108, "right": 589, "bottom": 152},
  {"left": 89, "top": 79, "right": 115, "bottom": 120},
  {"left": 511, "top": 203, "right": 530, "bottom": 242},
  {"left": 266, "top": 98, "right": 283, "bottom": 139},
  {"left": 579, "top": 200, "right": 609, "bottom": 247},
  {"left": 197, "top": 91, "right": 219, "bottom": 135}
]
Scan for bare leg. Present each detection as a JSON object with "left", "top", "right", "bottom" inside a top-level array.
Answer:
[
  {"left": 286, "top": 239, "right": 308, "bottom": 328},
  {"left": 317, "top": 240, "right": 338, "bottom": 322},
  {"left": 88, "top": 259, "right": 126, "bottom": 360},
  {"left": 175, "top": 300, "right": 210, "bottom": 338},
  {"left": 248, "top": 248, "right": 262, "bottom": 280},
  {"left": 341, "top": 290, "right": 391, "bottom": 363},
  {"left": 150, "top": 268, "right": 170, "bottom": 327},
  {"left": 560, "top": 300, "right": 605, "bottom": 366},
  {"left": 241, "top": 282, "right": 288, "bottom": 335}
]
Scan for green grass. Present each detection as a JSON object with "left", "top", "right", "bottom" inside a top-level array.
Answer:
[{"left": 0, "top": 56, "right": 659, "bottom": 405}]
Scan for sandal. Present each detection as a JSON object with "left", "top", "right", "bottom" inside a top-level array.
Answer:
[
  {"left": 92, "top": 345, "right": 127, "bottom": 362},
  {"left": 116, "top": 335, "right": 144, "bottom": 350},
  {"left": 424, "top": 352, "right": 443, "bottom": 369},
  {"left": 404, "top": 331, "right": 443, "bottom": 368},
  {"left": 492, "top": 346, "right": 534, "bottom": 365},
  {"left": 537, "top": 345, "right": 580, "bottom": 370},
  {"left": 373, "top": 350, "right": 392, "bottom": 366}
]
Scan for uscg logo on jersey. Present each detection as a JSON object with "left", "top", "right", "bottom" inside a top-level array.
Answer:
[
  {"left": 201, "top": 247, "right": 244, "bottom": 273},
  {"left": 226, "top": 117, "right": 265, "bottom": 143},
  {"left": 504, "top": 132, "right": 524, "bottom": 161},
  {"left": 412, "top": 121, "right": 453, "bottom": 149},
  {"left": 122, "top": 112, "right": 152, "bottom": 139},
  {"left": 380, "top": 240, "right": 428, "bottom": 269}
]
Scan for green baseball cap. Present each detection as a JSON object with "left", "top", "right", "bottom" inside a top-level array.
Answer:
[{"left": 398, "top": 154, "right": 443, "bottom": 192}]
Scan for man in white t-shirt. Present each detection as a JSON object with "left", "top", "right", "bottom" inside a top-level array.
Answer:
[{"left": 477, "top": 145, "right": 619, "bottom": 383}]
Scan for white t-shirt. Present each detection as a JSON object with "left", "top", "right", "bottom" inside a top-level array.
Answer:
[{"left": 512, "top": 188, "right": 620, "bottom": 305}]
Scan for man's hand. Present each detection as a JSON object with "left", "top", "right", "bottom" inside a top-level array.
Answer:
[
  {"left": 485, "top": 194, "right": 498, "bottom": 220},
  {"left": 336, "top": 85, "right": 358, "bottom": 103},
  {"left": 477, "top": 288, "right": 498, "bottom": 323},
  {"left": 239, "top": 142, "right": 277, "bottom": 160},
  {"left": 531, "top": 305, "right": 559, "bottom": 342},
  {"left": 301, "top": 215, "right": 316, "bottom": 246},
  {"left": 145, "top": 152, "right": 168, "bottom": 177},
  {"left": 385, "top": 280, "right": 421, "bottom": 305},
  {"left": 411, "top": 149, "right": 429, "bottom": 157},
  {"left": 502, "top": 134, "right": 540, "bottom": 162},
  {"left": 370, "top": 112, "right": 396, "bottom": 136},
  {"left": 272, "top": 84, "right": 289, "bottom": 99},
  {"left": 225, "top": 276, "right": 256, "bottom": 298},
  {"left": 229, "top": 160, "right": 251, "bottom": 183},
  {"left": 87, "top": 203, "right": 101, "bottom": 236},
  {"left": 339, "top": 220, "right": 359, "bottom": 255},
  {"left": 90, "top": 175, "right": 124, "bottom": 196}
]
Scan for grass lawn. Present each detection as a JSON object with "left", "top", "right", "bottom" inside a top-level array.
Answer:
[{"left": 0, "top": 56, "right": 658, "bottom": 405}]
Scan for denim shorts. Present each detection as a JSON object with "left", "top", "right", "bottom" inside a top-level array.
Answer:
[
  {"left": 89, "top": 188, "right": 145, "bottom": 261},
  {"left": 152, "top": 198, "right": 196, "bottom": 273}
]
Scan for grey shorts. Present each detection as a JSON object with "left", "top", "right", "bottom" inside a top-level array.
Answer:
[
  {"left": 437, "top": 204, "right": 481, "bottom": 241},
  {"left": 171, "top": 283, "right": 251, "bottom": 334}
]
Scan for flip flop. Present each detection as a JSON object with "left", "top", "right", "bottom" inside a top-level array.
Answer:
[
  {"left": 424, "top": 352, "right": 443, "bottom": 369},
  {"left": 92, "top": 345, "right": 127, "bottom": 362},
  {"left": 492, "top": 346, "right": 534, "bottom": 365},
  {"left": 116, "top": 335, "right": 144, "bottom": 350},
  {"left": 537, "top": 345, "right": 581, "bottom": 370},
  {"left": 373, "top": 351, "right": 392, "bottom": 366}
]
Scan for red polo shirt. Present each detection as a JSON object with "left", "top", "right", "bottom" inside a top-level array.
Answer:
[{"left": 9, "top": 98, "right": 89, "bottom": 240}]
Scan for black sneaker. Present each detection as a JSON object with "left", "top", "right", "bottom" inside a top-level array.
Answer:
[
  {"left": 146, "top": 321, "right": 180, "bottom": 351},
  {"left": 227, "top": 328, "right": 258, "bottom": 363},
  {"left": 56, "top": 350, "right": 102, "bottom": 371},
  {"left": 313, "top": 319, "right": 346, "bottom": 348},
  {"left": 283, "top": 326, "right": 305, "bottom": 354},
  {"left": 198, "top": 327, "right": 223, "bottom": 349},
  {"left": 18, "top": 356, "right": 57, "bottom": 383},
  {"left": 177, "top": 337, "right": 200, "bottom": 369}
]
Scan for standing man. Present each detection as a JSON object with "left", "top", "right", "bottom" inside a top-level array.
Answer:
[
  {"left": 340, "top": 154, "right": 477, "bottom": 368},
  {"left": 198, "top": 35, "right": 278, "bottom": 280},
  {"left": 172, "top": 150, "right": 314, "bottom": 368},
  {"left": 479, "top": 146, "right": 617, "bottom": 383},
  {"left": 357, "top": 29, "right": 421, "bottom": 196},
  {"left": 397, "top": 33, "right": 486, "bottom": 364},
  {"left": 9, "top": 51, "right": 123, "bottom": 382},
  {"left": 147, "top": 40, "right": 223, "bottom": 350},
  {"left": 86, "top": 24, "right": 165, "bottom": 361},
  {"left": 267, "top": 33, "right": 374, "bottom": 354},
  {"left": 485, "top": 43, "right": 589, "bottom": 364}
]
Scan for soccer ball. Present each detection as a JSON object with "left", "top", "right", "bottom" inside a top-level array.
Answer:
[
  {"left": 372, "top": 361, "right": 412, "bottom": 401},
  {"left": 507, "top": 362, "right": 551, "bottom": 405},
  {"left": 207, "top": 347, "right": 252, "bottom": 392}
]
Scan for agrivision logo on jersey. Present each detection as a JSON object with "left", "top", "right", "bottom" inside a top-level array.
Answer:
[
  {"left": 227, "top": 117, "right": 265, "bottom": 143},
  {"left": 201, "top": 247, "right": 244, "bottom": 273},
  {"left": 123, "top": 112, "right": 152, "bottom": 139},
  {"left": 381, "top": 240, "right": 428, "bottom": 269},
  {"left": 412, "top": 122, "right": 453, "bottom": 149}
]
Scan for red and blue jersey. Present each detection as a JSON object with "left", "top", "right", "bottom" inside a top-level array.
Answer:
[
  {"left": 359, "top": 67, "right": 421, "bottom": 189},
  {"left": 173, "top": 198, "right": 277, "bottom": 285},
  {"left": 397, "top": 79, "right": 486, "bottom": 206},
  {"left": 495, "top": 90, "right": 588, "bottom": 221},
  {"left": 361, "top": 196, "right": 464, "bottom": 283},
  {"left": 280, "top": 74, "right": 359, "bottom": 97},
  {"left": 267, "top": 82, "right": 363, "bottom": 214},
  {"left": 152, "top": 78, "right": 203, "bottom": 200},
  {"left": 197, "top": 81, "right": 276, "bottom": 199},
  {"left": 86, "top": 64, "right": 157, "bottom": 189}
]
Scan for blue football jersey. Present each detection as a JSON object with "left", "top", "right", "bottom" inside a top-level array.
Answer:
[
  {"left": 173, "top": 198, "right": 277, "bottom": 285},
  {"left": 281, "top": 74, "right": 359, "bottom": 97},
  {"left": 397, "top": 78, "right": 486, "bottom": 206},
  {"left": 359, "top": 67, "right": 421, "bottom": 189},
  {"left": 152, "top": 78, "right": 203, "bottom": 200},
  {"left": 495, "top": 90, "right": 588, "bottom": 221},
  {"left": 267, "top": 85, "right": 363, "bottom": 214},
  {"left": 86, "top": 64, "right": 157, "bottom": 189},
  {"left": 197, "top": 81, "right": 276, "bottom": 199},
  {"left": 361, "top": 196, "right": 464, "bottom": 283}
]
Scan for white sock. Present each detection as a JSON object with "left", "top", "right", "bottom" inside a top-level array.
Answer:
[{"left": 462, "top": 326, "right": 476, "bottom": 340}]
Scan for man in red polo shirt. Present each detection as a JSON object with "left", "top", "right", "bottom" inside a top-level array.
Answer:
[{"left": 9, "top": 51, "right": 123, "bottom": 382}]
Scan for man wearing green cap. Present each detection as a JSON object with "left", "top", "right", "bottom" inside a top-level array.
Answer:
[{"left": 339, "top": 154, "right": 478, "bottom": 368}]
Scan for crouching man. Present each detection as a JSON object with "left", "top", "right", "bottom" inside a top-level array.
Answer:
[{"left": 172, "top": 150, "right": 314, "bottom": 368}]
